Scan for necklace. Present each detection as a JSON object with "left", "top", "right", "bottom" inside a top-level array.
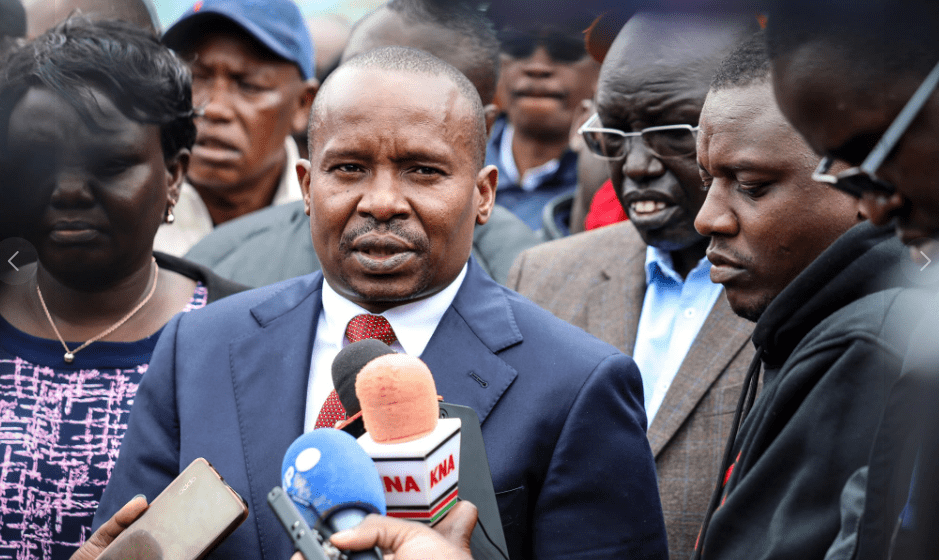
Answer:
[{"left": 36, "top": 257, "right": 160, "bottom": 363}]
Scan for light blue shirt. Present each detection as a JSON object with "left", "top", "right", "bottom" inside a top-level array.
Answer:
[
  {"left": 497, "top": 122, "right": 562, "bottom": 192},
  {"left": 632, "top": 246, "right": 723, "bottom": 424}
]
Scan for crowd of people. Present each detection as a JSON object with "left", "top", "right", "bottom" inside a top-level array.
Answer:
[{"left": 0, "top": 0, "right": 936, "bottom": 559}]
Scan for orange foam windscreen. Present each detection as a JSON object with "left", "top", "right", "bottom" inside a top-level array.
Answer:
[{"left": 355, "top": 354, "right": 439, "bottom": 444}]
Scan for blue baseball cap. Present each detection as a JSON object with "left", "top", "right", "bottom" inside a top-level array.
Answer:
[{"left": 163, "top": 0, "right": 314, "bottom": 81}]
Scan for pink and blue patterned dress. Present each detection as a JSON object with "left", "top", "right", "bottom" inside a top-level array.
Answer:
[{"left": 0, "top": 284, "right": 207, "bottom": 559}]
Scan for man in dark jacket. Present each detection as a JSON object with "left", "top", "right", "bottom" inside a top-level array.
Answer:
[
  {"left": 692, "top": 31, "right": 918, "bottom": 560},
  {"left": 766, "top": 1, "right": 939, "bottom": 558}
]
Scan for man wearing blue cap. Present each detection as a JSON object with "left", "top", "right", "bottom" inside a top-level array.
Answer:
[{"left": 154, "top": 0, "right": 317, "bottom": 256}]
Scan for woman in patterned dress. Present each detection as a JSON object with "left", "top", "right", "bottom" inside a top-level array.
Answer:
[{"left": 0, "top": 18, "right": 244, "bottom": 558}]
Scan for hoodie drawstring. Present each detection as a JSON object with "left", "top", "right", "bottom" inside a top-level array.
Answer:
[{"left": 691, "top": 345, "right": 764, "bottom": 560}]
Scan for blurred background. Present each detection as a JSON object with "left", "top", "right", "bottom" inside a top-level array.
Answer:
[{"left": 20, "top": 0, "right": 387, "bottom": 30}]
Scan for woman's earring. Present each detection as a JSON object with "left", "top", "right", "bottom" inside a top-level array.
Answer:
[{"left": 165, "top": 205, "right": 176, "bottom": 224}]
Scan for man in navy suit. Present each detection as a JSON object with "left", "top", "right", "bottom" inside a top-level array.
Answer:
[{"left": 93, "top": 47, "right": 665, "bottom": 560}]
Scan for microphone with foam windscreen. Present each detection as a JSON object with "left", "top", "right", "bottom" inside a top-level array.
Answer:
[
  {"left": 355, "top": 354, "right": 462, "bottom": 526},
  {"left": 331, "top": 340, "right": 396, "bottom": 437},
  {"left": 333, "top": 345, "right": 508, "bottom": 560},
  {"left": 278, "top": 428, "right": 386, "bottom": 560}
]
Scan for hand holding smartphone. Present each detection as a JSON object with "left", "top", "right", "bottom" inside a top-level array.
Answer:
[{"left": 97, "top": 458, "right": 248, "bottom": 560}]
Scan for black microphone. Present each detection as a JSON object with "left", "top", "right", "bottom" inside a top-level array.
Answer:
[{"left": 331, "top": 340, "right": 396, "bottom": 437}]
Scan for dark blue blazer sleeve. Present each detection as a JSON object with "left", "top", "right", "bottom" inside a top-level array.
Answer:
[
  {"left": 533, "top": 352, "right": 667, "bottom": 560},
  {"left": 93, "top": 312, "right": 183, "bottom": 528}
]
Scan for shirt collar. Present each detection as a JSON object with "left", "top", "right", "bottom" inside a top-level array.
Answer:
[
  {"left": 644, "top": 245, "right": 713, "bottom": 286},
  {"left": 498, "top": 121, "right": 562, "bottom": 192},
  {"left": 319, "top": 263, "right": 468, "bottom": 356}
]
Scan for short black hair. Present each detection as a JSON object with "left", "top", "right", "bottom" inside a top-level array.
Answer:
[
  {"left": 486, "top": 0, "right": 598, "bottom": 36},
  {"left": 0, "top": 17, "right": 196, "bottom": 159},
  {"left": 352, "top": 0, "right": 499, "bottom": 105},
  {"left": 766, "top": 0, "right": 939, "bottom": 80},
  {"left": 315, "top": 46, "right": 488, "bottom": 167},
  {"left": 711, "top": 29, "right": 771, "bottom": 91}
]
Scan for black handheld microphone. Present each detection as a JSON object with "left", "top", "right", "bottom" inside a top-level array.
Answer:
[{"left": 331, "top": 340, "right": 396, "bottom": 437}]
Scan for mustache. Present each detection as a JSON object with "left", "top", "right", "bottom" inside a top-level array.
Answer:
[
  {"left": 339, "top": 218, "right": 430, "bottom": 253},
  {"left": 708, "top": 239, "right": 757, "bottom": 269}
]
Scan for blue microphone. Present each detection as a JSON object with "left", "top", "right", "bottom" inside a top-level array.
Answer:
[{"left": 281, "top": 428, "right": 386, "bottom": 560}]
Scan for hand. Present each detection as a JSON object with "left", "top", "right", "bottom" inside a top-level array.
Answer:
[
  {"left": 315, "top": 501, "right": 478, "bottom": 560},
  {"left": 428, "top": 500, "right": 478, "bottom": 554},
  {"left": 71, "top": 495, "right": 149, "bottom": 560}
]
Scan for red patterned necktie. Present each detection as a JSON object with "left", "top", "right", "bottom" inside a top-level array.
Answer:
[
  {"left": 344, "top": 313, "right": 398, "bottom": 346},
  {"left": 314, "top": 314, "right": 398, "bottom": 429}
]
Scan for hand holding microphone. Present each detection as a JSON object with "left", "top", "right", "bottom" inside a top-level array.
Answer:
[
  {"left": 274, "top": 428, "right": 386, "bottom": 560},
  {"left": 323, "top": 500, "right": 479, "bottom": 560}
]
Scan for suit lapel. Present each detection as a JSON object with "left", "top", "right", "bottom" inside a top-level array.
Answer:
[
  {"left": 229, "top": 274, "right": 324, "bottom": 560},
  {"left": 584, "top": 226, "right": 647, "bottom": 355},
  {"left": 421, "top": 260, "right": 520, "bottom": 425},
  {"left": 646, "top": 295, "right": 752, "bottom": 456}
]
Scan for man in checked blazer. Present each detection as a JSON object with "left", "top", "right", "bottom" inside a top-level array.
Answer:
[{"left": 508, "top": 13, "right": 757, "bottom": 559}]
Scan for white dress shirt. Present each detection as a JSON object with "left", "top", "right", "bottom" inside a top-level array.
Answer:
[
  {"left": 303, "top": 264, "right": 469, "bottom": 432},
  {"left": 154, "top": 137, "right": 303, "bottom": 256}
]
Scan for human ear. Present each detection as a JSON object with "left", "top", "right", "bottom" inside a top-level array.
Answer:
[
  {"left": 475, "top": 165, "right": 498, "bottom": 225},
  {"left": 297, "top": 159, "right": 312, "bottom": 216},
  {"left": 292, "top": 79, "right": 319, "bottom": 136},
  {"left": 165, "top": 148, "right": 189, "bottom": 209}
]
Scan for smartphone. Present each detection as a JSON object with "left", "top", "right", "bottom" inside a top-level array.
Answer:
[{"left": 98, "top": 458, "right": 249, "bottom": 560}]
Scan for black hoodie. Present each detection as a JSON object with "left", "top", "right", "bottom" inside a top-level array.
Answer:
[
  {"left": 698, "top": 222, "right": 919, "bottom": 560},
  {"left": 855, "top": 289, "right": 939, "bottom": 560}
]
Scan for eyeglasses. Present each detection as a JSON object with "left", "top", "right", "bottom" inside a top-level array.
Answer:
[
  {"left": 812, "top": 59, "right": 939, "bottom": 198},
  {"left": 577, "top": 113, "right": 699, "bottom": 160},
  {"left": 498, "top": 29, "right": 587, "bottom": 63}
]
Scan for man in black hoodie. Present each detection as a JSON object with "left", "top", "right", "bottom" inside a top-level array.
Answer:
[
  {"left": 765, "top": 1, "right": 939, "bottom": 558},
  {"left": 692, "top": 31, "right": 918, "bottom": 560}
]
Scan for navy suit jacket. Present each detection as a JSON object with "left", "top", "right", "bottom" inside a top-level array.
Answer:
[{"left": 94, "top": 259, "right": 666, "bottom": 560}]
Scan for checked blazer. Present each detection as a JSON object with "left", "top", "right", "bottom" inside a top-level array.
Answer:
[{"left": 508, "top": 222, "right": 755, "bottom": 560}]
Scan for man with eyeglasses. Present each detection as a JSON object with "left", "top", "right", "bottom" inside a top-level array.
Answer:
[
  {"left": 766, "top": 1, "right": 939, "bottom": 558},
  {"left": 484, "top": 2, "right": 600, "bottom": 234},
  {"left": 508, "top": 13, "right": 758, "bottom": 559}
]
